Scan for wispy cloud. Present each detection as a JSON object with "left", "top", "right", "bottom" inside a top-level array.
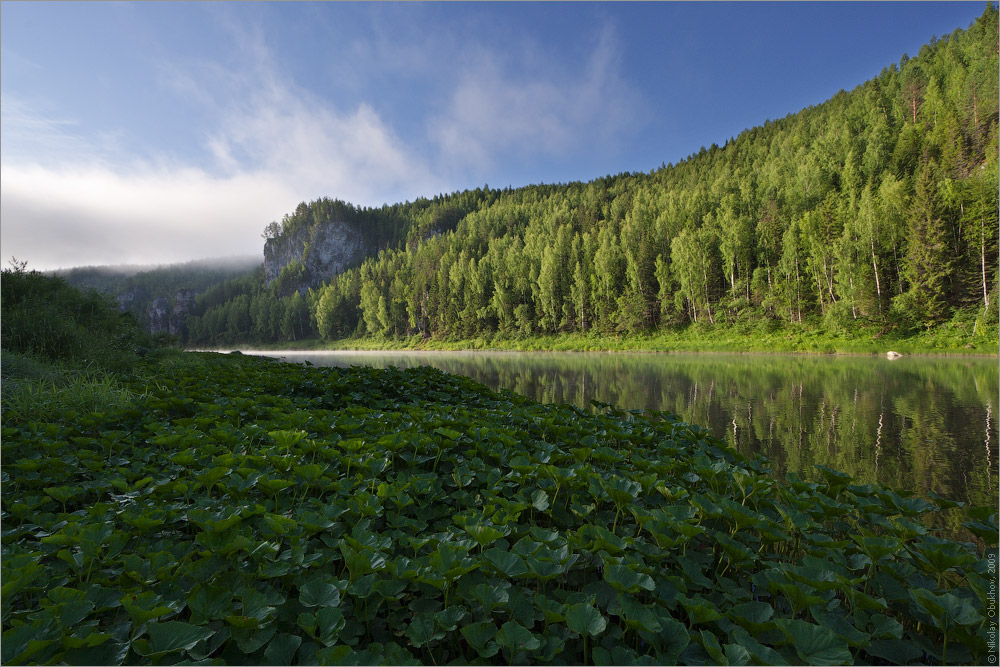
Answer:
[
  {"left": 1, "top": 26, "right": 443, "bottom": 270},
  {"left": 428, "top": 23, "right": 642, "bottom": 176},
  {"left": 1, "top": 7, "right": 641, "bottom": 270}
]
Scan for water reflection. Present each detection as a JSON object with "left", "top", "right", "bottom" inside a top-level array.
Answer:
[{"left": 250, "top": 350, "right": 998, "bottom": 511}]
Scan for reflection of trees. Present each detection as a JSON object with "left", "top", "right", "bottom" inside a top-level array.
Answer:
[{"left": 271, "top": 351, "right": 997, "bottom": 508}]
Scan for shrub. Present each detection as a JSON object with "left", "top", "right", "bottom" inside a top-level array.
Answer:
[{"left": 1, "top": 268, "right": 147, "bottom": 371}]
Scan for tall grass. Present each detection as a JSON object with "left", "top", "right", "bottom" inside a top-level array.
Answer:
[{"left": 1, "top": 352, "right": 142, "bottom": 424}]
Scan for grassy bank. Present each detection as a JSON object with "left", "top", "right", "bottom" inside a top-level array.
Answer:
[
  {"left": 3, "top": 349, "right": 996, "bottom": 665},
  {"left": 256, "top": 316, "right": 998, "bottom": 356}
]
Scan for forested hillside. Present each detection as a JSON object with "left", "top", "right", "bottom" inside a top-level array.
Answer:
[
  {"left": 57, "top": 257, "right": 260, "bottom": 332},
  {"left": 187, "top": 7, "right": 998, "bottom": 348}
]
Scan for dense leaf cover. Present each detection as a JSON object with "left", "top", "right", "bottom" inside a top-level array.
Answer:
[{"left": 2, "top": 352, "right": 995, "bottom": 665}]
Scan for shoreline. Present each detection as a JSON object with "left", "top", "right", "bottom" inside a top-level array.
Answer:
[{"left": 194, "top": 332, "right": 999, "bottom": 358}]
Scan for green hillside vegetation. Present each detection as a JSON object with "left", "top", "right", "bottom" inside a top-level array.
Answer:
[
  {"left": 2, "top": 271, "right": 996, "bottom": 666},
  {"left": 57, "top": 257, "right": 261, "bottom": 333},
  {"left": 183, "top": 7, "right": 998, "bottom": 353}
]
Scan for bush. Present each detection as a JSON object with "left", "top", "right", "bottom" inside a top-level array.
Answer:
[{"left": 1, "top": 268, "right": 147, "bottom": 371}]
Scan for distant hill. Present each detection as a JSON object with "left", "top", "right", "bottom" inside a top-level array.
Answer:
[
  {"left": 181, "top": 6, "right": 999, "bottom": 347},
  {"left": 55, "top": 256, "right": 261, "bottom": 335}
]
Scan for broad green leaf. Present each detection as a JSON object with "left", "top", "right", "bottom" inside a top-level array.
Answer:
[
  {"left": 187, "top": 585, "right": 232, "bottom": 623},
  {"left": 464, "top": 522, "right": 506, "bottom": 547},
  {"left": 565, "top": 602, "right": 607, "bottom": 637},
  {"left": 495, "top": 620, "right": 542, "bottom": 651},
  {"left": 315, "top": 606, "right": 346, "bottom": 646},
  {"left": 531, "top": 489, "right": 550, "bottom": 511},
  {"left": 142, "top": 621, "right": 214, "bottom": 656},
  {"left": 64, "top": 641, "right": 130, "bottom": 666},
  {"left": 605, "top": 562, "right": 655, "bottom": 593},
  {"left": 864, "top": 639, "right": 924, "bottom": 664},
  {"left": 910, "top": 588, "right": 983, "bottom": 629},
  {"left": 406, "top": 614, "right": 443, "bottom": 648},
  {"left": 678, "top": 594, "right": 722, "bottom": 625},
  {"left": 300, "top": 579, "right": 341, "bottom": 608},
  {"left": 699, "top": 629, "right": 727, "bottom": 665},
  {"left": 483, "top": 547, "right": 528, "bottom": 577},
  {"left": 728, "top": 601, "right": 774, "bottom": 632},
  {"left": 620, "top": 595, "right": 662, "bottom": 633},
  {"left": 461, "top": 621, "right": 500, "bottom": 658},
  {"left": 263, "top": 633, "right": 302, "bottom": 665},
  {"left": 775, "top": 618, "right": 852, "bottom": 666}
]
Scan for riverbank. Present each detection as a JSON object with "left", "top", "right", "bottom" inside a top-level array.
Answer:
[{"left": 252, "top": 318, "right": 999, "bottom": 356}]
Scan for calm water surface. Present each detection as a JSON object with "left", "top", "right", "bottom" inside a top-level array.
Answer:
[{"left": 248, "top": 350, "right": 998, "bottom": 510}]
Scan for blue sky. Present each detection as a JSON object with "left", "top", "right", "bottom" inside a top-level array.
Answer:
[{"left": 0, "top": 1, "right": 989, "bottom": 270}]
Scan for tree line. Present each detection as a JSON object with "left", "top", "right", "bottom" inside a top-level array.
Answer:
[{"left": 186, "top": 6, "right": 998, "bottom": 346}]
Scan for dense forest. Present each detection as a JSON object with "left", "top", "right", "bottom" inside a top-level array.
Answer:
[
  {"left": 57, "top": 257, "right": 259, "bottom": 332},
  {"left": 186, "top": 7, "right": 998, "bottom": 347}
]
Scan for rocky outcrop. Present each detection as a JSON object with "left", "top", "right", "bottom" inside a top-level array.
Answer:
[
  {"left": 170, "top": 289, "right": 196, "bottom": 337},
  {"left": 147, "top": 289, "right": 197, "bottom": 336},
  {"left": 116, "top": 286, "right": 141, "bottom": 312},
  {"left": 263, "top": 219, "right": 367, "bottom": 293},
  {"left": 148, "top": 297, "right": 171, "bottom": 335}
]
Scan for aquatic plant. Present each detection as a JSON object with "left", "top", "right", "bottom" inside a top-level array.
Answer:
[{"left": 1, "top": 352, "right": 994, "bottom": 664}]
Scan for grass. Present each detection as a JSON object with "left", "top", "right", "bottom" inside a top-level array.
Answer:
[
  {"left": 1, "top": 351, "right": 144, "bottom": 425},
  {"left": 261, "top": 317, "right": 998, "bottom": 356}
]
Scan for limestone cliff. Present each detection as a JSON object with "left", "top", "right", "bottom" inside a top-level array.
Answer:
[
  {"left": 147, "top": 289, "right": 197, "bottom": 336},
  {"left": 263, "top": 218, "right": 367, "bottom": 293}
]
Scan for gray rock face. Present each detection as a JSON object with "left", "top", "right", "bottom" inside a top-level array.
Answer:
[
  {"left": 148, "top": 297, "right": 171, "bottom": 335},
  {"left": 263, "top": 219, "right": 366, "bottom": 292},
  {"left": 117, "top": 286, "right": 141, "bottom": 312},
  {"left": 147, "top": 289, "right": 196, "bottom": 336},
  {"left": 170, "top": 289, "right": 196, "bottom": 336}
]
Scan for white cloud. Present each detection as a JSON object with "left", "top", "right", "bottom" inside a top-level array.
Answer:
[
  {"left": 0, "top": 163, "right": 295, "bottom": 270},
  {"left": 428, "top": 24, "right": 641, "bottom": 175},
  {"left": 0, "top": 10, "right": 642, "bottom": 271},
  {"left": 1, "top": 35, "right": 444, "bottom": 271}
]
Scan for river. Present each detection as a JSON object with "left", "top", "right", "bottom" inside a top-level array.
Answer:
[{"left": 245, "top": 350, "right": 998, "bottom": 515}]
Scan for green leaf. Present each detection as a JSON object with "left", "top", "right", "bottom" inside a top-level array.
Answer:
[
  {"left": 65, "top": 641, "right": 130, "bottom": 666},
  {"left": 699, "top": 629, "right": 728, "bottom": 665},
  {"left": 864, "top": 639, "right": 924, "bottom": 664},
  {"left": 315, "top": 606, "right": 346, "bottom": 646},
  {"left": 531, "top": 489, "right": 550, "bottom": 511},
  {"left": 728, "top": 601, "right": 774, "bottom": 632},
  {"left": 483, "top": 547, "right": 528, "bottom": 577},
  {"left": 604, "top": 562, "right": 655, "bottom": 593},
  {"left": 263, "top": 633, "right": 302, "bottom": 665},
  {"left": 495, "top": 620, "right": 542, "bottom": 651},
  {"left": 187, "top": 585, "right": 232, "bottom": 623},
  {"left": 142, "top": 621, "right": 214, "bottom": 656},
  {"left": 726, "top": 627, "right": 787, "bottom": 665},
  {"left": 565, "top": 602, "right": 607, "bottom": 637},
  {"left": 405, "top": 614, "right": 442, "bottom": 648},
  {"left": 910, "top": 588, "right": 983, "bottom": 629},
  {"left": 434, "top": 606, "right": 467, "bottom": 631},
  {"left": 775, "top": 618, "right": 852, "bottom": 666},
  {"left": 464, "top": 522, "right": 506, "bottom": 547},
  {"left": 620, "top": 594, "right": 662, "bottom": 633},
  {"left": 678, "top": 594, "right": 722, "bottom": 625},
  {"left": 300, "top": 579, "right": 341, "bottom": 608},
  {"left": 461, "top": 621, "right": 500, "bottom": 658}
]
